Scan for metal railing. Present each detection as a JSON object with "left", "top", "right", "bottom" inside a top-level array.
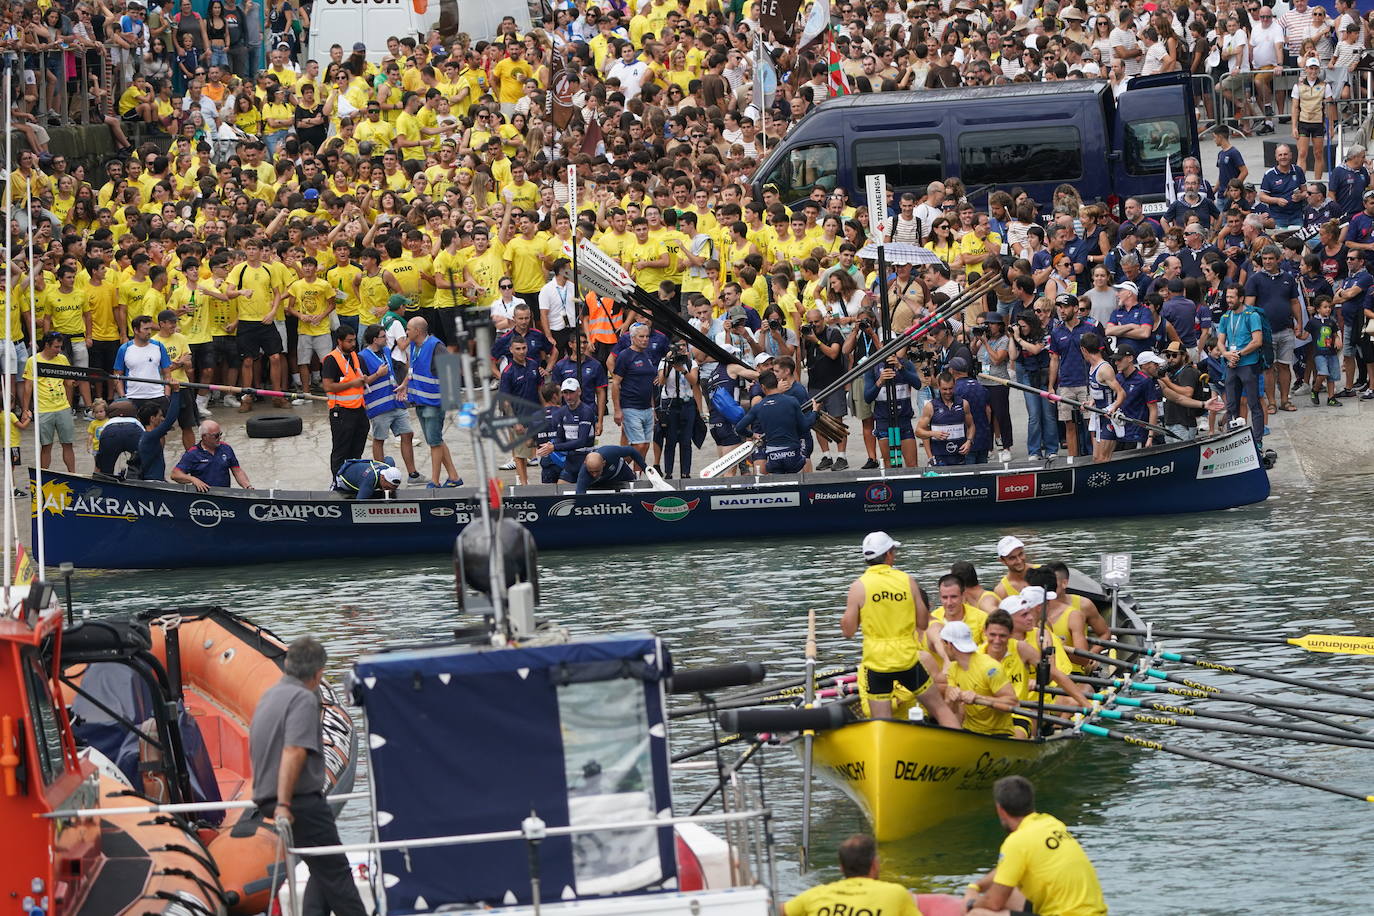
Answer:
[{"left": 6, "top": 47, "right": 112, "bottom": 129}]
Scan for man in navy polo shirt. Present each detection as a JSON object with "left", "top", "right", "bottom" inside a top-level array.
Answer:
[
  {"left": 1048, "top": 294, "right": 1094, "bottom": 459},
  {"left": 1159, "top": 278, "right": 1212, "bottom": 359},
  {"left": 1258, "top": 145, "right": 1307, "bottom": 230},
  {"left": 170, "top": 420, "right": 253, "bottom": 492},
  {"left": 1105, "top": 282, "right": 1153, "bottom": 358},
  {"left": 612, "top": 323, "right": 660, "bottom": 459},
  {"left": 1302, "top": 182, "right": 1341, "bottom": 230},
  {"left": 1345, "top": 191, "right": 1374, "bottom": 272},
  {"left": 1328, "top": 146, "right": 1369, "bottom": 217},
  {"left": 1111, "top": 350, "right": 1161, "bottom": 451},
  {"left": 1243, "top": 244, "right": 1305, "bottom": 412},
  {"left": 1333, "top": 252, "right": 1372, "bottom": 395}
]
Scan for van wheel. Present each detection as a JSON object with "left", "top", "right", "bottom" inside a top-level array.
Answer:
[{"left": 245, "top": 414, "right": 304, "bottom": 439}]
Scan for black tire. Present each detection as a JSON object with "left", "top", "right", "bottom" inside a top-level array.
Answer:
[{"left": 245, "top": 414, "right": 304, "bottom": 439}]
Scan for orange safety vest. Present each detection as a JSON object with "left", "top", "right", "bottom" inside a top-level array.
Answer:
[
  {"left": 584, "top": 291, "right": 620, "bottom": 345},
  {"left": 326, "top": 348, "right": 366, "bottom": 409}
]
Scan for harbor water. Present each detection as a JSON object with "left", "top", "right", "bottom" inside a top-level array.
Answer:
[{"left": 68, "top": 478, "right": 1374, "bottom": 914}]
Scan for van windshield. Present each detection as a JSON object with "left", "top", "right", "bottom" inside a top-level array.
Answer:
[
  {"left": 1124, "top": 117, "right": 1187, "bottom": 176},
  {"left": 959, "top": 126, "right": 1082, "bottom": 187},
  {"left": 759, "top": 143, "right": 837, "bottom": 205}
]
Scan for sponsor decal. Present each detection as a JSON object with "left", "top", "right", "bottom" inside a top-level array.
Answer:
[
  {"left": 641, "top": 496, "right": 700, "bottom": 521},
  {"left": 894, "top": 760, "right": 959, "bottom": 783},
  {"left": 864, "top": 484, "right": 893, "bottom": 504},
  {"left": 832, "top": 761, "right": 866, "bottom": 781},
  {"left": 249, "top": 503, "right": 345, "bottom": 522},
  {"left": 996, "top": 473, "right": 1036, "bottom": 502},
  {"left": 710, "top": 491, "right": 801, "bottom": 510},
  {"left": 39, "top": 480, "right": 173, "bottom": 521},
  {"left": 189, "top": 499, "right": 235, "bottom": 528},
  {"left": 551, "top": 497, "right": 633, "bottom": 518},
  {"left": 1197, "top": 436, "right": 1261, "bottom": 479},
  {"left": 351, "top": 503, "right": 421, "bottom": 524},
  {"left": 1034, "top": 469, "right": 1075, "bottom": 498},
  {"left": 1115, "top": 462, "right": 1175, "bottom": 482},
  {"left": 430, "top": 506, "right": 455, "bottom": 517},
  {"left": 902, "top": 484, "right": 990, "bottom": 503},
  {"left": 1087, "top": 471, "right": 1112, "bottom": 489},
  {"left": 808, "top": 490, "right": 856, "bottom": 503}
]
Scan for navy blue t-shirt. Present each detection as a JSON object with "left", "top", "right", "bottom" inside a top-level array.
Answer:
[
  {"left": 552, "top": 356, "right": 608, "bottom": 408},
  {"left": 1329, "top": 164, "right": 1370, "bottom": 216},
  {"left": 174, "top": 441, "right": 240, "bottom": 487},
  {"left": 1216, "top": 146, "right": 1246, "bottom": 191},
  {"left": 614, "top": 348, "right": 659, "bottom": 409},
  {"left": 1243, "top": 269, "right": 1299, "bottom": 330}
]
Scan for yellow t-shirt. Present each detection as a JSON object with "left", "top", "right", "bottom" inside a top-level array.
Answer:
[
  {"left": 503, "top": 233, "right": 549, "bottom": 294},
  {"left": 384, "top": 257, "right": 421, "bottom": 301},
  {"left": 43, "top": 287, "right": 88, "bottom": 337},
  {"left": 88, "top": 281, "right": 122, "bottom": 342},
  {"left": 118, "top": 276, "right": 154, "bottom": 334},
  {"left": 395, "top": 111, "right": 426, "bottom": 162},
  {"left": 171, "top": 286, "right": 211, "bottom": 345},
  {"left": 206, "top": 278, "right": 238, "bottom": 336},
  {"left": 355, "top": 118, "right": 397, "bottom": 148},
  {"left": 492, "top": 58, "right": 534, "bottom": 104},
  {"left": 154, "top": 331, "right": 192, "bottom": 383},
  {"left": 959, "top": 231, "right": 1003, "bottom": 279},
  {"left": 287, "top": 277, "right": 337, "bottom": 336},
  {"left": 229, "top": 262, "right": 275, "bottom": 323},
  {"left": 325, "top": 263, "right": 364, "bottom": 318},
  {"left": 463, "top": 243, "right": 505, "bottom": 302},
  {"left": 992, "top": 813, "right": 1107, "bottom": 916},
  {"left": 358, "top": 271, "right": 391, "bottom": 319},
  {"left": 502, "top": 179, "right": 540, "bottom": 211},
  {"left": 625, "top": 238, "right": 669, "bottom": 292},
  {"left": 23, "top": 353, "right": 71, "bottom": 413},
  {"left": 945, "top": 651, "right": 1013, "bottom": 736},
  {"left": 783, "top": 877, "right": 919, "bottom": 916}
]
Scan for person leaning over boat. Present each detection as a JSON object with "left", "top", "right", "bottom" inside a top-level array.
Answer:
[
  {"left": 170, "top": 420, "right": 253, "bottom": 492},
  {"left": 249, "top": 636, "right": 367, "bottom": 916},
  {"left": 333, "top": 457, "right": 403, "bottom": 500},
  {"left": 964, "top": 776, "right": 1106, "bottom": 916},
  {"left": 574, "top": 445, "right": 647, "bottom": 494},
  {"left": 842, "top": 532, "right": 959, "bottom": 726},
  {"left": 940, "top": 621, "right": 1018, "bottom": 737},
  {"left": 781, "top": 834, "right": 920, "bottom": 916}
]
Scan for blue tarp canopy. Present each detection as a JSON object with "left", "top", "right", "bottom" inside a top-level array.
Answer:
[{"left": 354, "top": 635, "right": 676, "bottom": 913}]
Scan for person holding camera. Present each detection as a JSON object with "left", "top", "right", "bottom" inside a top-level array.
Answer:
[
  {"left": 754, "top": 304, "right": 798, "bottom": 358},
  {"left": 1008, "top": 311, "right": 1059, "bottom": 459},
  {"left": 655, "top": 339, "right": 704, "bottom": 479},
  {"left": 863, "top": 349, "right": 922, "bottom": 468},
  {"left": 972, "top": 312, "right": 1013, "bottom": 452},
  {"left": 801, "top": 307, "right": 851, "bottom": 471},
  {"left": 841, "top": 308, "right": 884, "bottom": 469}
]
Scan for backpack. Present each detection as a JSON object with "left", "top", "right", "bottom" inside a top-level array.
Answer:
[
  {"left": 1251, "top": 306, "right": 1275, "bottom": 371},
  {"left": 709, "top": 385, "right": 745, "bottom": 424}
]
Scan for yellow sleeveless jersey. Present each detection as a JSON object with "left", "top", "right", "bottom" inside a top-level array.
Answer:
[
  {"left": 945, "top": 651, "right": 1013, "bottom": 735},
  {"left": 858, "top": 564, "right": 919, "bottom": 674},
  {"left": 1049, "top": 596, "right": 1088, "bottom": 674},
  {"left": 982, "top": 639, "right": 1030, "bottom": 700},
  {"left": 933, "top": 603, "right": 989, "bottom": 646},
  {"left": 997, "top": 563, "right": 1042, "bottom": 596}
]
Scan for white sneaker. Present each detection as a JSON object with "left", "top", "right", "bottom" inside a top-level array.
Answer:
[
  {"left": 223, "top": 395, "right": 241, "bottom": 408},
  {"left": 498, "top": 459, "right": 517, "bottom": 471}
]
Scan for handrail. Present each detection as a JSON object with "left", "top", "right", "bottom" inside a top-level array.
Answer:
[
  {"left": 40, "top": 789, "right": 369, "bottom": 819},
  {"left": 286, "top": 808, "right": 770, "bottom": 857}
]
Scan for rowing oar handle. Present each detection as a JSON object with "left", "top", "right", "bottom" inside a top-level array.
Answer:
[
  {"left": 806, "top": 608, "right": 816, "bottom": 663},
  {"left": 977, "top": 372, "right": 1178, "bottom": 439}
]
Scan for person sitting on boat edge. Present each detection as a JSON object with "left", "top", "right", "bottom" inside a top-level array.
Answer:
[
  {"left": 842, "top": 532, "right": 959, "bottom": 726},
  {"left": 964, "top": 776, "right": 1107, "bottom": 916},
  {"left": 333, "top": 456, "right": 403, "bottom": 500},
  {"left": 574, "top": 445, "right": 647, "bottom": 494},
  {"left": 135, "top": 387, "right": 183, "bottom": 481},
  {"left": 734, "top": 369, "right": 815, "bottom": 475},
  {"left": 781, "top": 834, "right": 920, "bottom": 916},
  {"left": 249, "top": 636, "right": 368, "bottom": 916},
  {"left": 940, "top": 621, "right": 1018, "bottom": 737},
  {"left": 170, "top": 420, "right": 253, "bottom": 492}
]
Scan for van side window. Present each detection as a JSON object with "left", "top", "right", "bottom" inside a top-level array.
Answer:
[
  {"left": 1124, "top": 118, "right": 1186, "bottom": 176},
  {"left": 854, "top": 137, "right": 943, "bottom": 194},
  {"left": 761, "top": 143, "right": 838, "bottom": 204},
  {"left": 958, "top": 127, "right": 1082, "bottom": 187}
]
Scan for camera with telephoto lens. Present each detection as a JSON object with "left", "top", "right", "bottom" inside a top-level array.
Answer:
[
  {"left": 800, "top": 322, "right": 816, "bottom": 336},
  {"left": 858, "top": 318, "right": 872, "bottom": 330},
  {"left": 670, "top": 341, "right": 691, "bottom": 367},
  {"left": 972, "top": 325, "right": 987, "bottom": 336},
  {"left": 768, "top": 318, "right": 782, "bottom": 330}
]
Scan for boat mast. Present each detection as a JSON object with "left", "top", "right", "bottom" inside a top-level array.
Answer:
[{"left": 3, "top": 66, "right": 12, "bottom": 593}]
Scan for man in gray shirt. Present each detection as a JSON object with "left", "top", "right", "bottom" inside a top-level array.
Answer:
[{"left": 249, "top": 636, "right": 364, "bottom": 916}]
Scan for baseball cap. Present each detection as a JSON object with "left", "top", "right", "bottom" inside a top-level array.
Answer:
[
  {"left": 753, "top": 351, "right": 775, "bottom": 367},
  {"left": 387, "top": 294, "right": 409, "bottom": 311},
  {"left": 560, "top": 377, "right": 581, "bottom": 391},
  {"left": 1114, "top": 280, "right": 1139, "bottom": 296},
  {"left": 999, "top": 594, "right": 1030, "bottom": 615},
  {"left": 940, "top": 621, "right": 978, "bottom": 654},
  {"left": 1054, "top": 293, "right": 1079, "bottom": 309},
  {"left": 862, "top": 531, "right": 901, "bottom": 560},
  {"left": 380, "top": 466, "right": 403, "bottom": 487},
  {"left": 353, "top": 42, "right": 367, "bottom": 52},
  {"left": 725, "top": 305, "right": 748, "bottom": 321},
  {"left": 1081, "top": 61, "right": 1100, "bottom": 76},
  {"left": 996, "top": 535, "right": 1025, "bottom": 557},
  {"left": 1139, "top": 350, "right": 1167, "bottom": 367},
  {"left": 1306, "top": 57, "right": 1321, "bottom": 67},
  {"left": 303, "top": 188, "right": 319, "bottom": 200},
  {"left": 948, "top": 356, "right": 969, "bottom": 373},
  {"left": 1164, "top": 340, "right": 1185, "bottom": 356},
  {"left": 1021, "top": 585, "right": 1057, "bottom": 605}
]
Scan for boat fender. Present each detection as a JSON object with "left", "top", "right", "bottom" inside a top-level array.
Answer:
[
  {"left": 718, "top": 703, "right": 847, "bottom": 734},
  {"left": 245, "top": 414, "right": 305, "bottom": 439},
  {"left": 668, "top": 662, "right": 767, "bottom": 694}
]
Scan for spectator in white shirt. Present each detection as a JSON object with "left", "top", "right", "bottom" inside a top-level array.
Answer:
[
  {"left": 1110, "top": 9, "right": 1144, "bottom": 77},
  {"left": 1249, "top": 6, "right": 1286, "bottom": 129}
]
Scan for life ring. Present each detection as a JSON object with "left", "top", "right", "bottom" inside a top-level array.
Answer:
[{"left": 245, "top": 414, "right": 303, "bottom": 439}]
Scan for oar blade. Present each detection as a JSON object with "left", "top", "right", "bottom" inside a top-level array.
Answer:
[{"left": 1291, "top": 635, "right": 1374, "bottom": 656}]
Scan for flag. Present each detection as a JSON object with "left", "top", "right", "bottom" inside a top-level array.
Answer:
[
  {"left": 827, "top": 28, "right": 849, "bottom": 97},
  {"left": 798, "top": 0, "right": 830, "bottom": 49},
  {"left": 1164, "top": 154, "right": 1177, "bottom": 205}
]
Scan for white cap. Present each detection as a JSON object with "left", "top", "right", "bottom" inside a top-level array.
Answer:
[
  {"left": 996, "top": 535, "right": 1025, "bottom": 558},
  {"left": 940, "top": 621, "right": 978, "bottom": 654},
  {"left": 1021, "top": 585, "right": 1057, "bottom": 606},
  {"left": 862, "top": 531, "right": 901, "bottom": 560},
  {"left": 1081, "top": 61, "right": 1100, "bottom": 76},
  {"left": 1138, "top": 351, "right": 1167, "bottom": 367},
  {"left": 753, "top": 351, "right": 776, "bottom": 367},
  {"left": 380, "top": 466, "right": 403, "bottom": 487},
  {"left": 1306, "top": 56, "right": 1321, "bottom": 68},
  {"left": 999, "top": 594, "right": 1030, "bottom": 615},
  {"left": 1114, "top": 280, "right": 1139, "bottom": 296},
  {"left": 560, "top": 377, "right": 581, "bottom": 391}
]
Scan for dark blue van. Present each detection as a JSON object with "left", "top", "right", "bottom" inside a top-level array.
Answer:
[{"left": 751, "top": 73, "right": 1199, "bottom": 215}]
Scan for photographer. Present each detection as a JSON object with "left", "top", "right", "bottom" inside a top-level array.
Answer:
[
  {"left": 715, "top": 305, "right": 762, "bottom": 357},
  {"left": 972, "top": 312, "right": 1013, "bottom": 452},
  {"left": 801, "top": 307, "right": 851, "bottom": 471},
  {"left": 1008, "top": 311, "right": 1059, "bottom": 459},
  {"left": 654, "top": 338, "right": 704, "bottom": 479},
  {"left": 754, "top": 304, "right": 799, "bottom": 359},
  {"left": 842, "top": 307, "right": 884, "bottom": 469}
]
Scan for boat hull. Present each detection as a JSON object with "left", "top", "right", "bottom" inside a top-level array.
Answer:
[
  {"left": 33, "top": 427, "right": 1269, "bottom": 569},
  {"left": 807, "top": 719, "right": 1070, "bottom": 842}
]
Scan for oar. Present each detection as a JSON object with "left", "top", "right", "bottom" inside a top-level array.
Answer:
[
  {"left": 1077, "top": 674, "right": 1373, "bottom": 733},
  {"left": 978, "top": 372, "right": 1179, "bottom": 439},
  {"left": 692, "top": 665, "right": 855, "bottom": 704},
  {"left": 672, "top": 732, "right": 748, "bottom": 763},
  {"left": 1111, "top": 627, "right": 1374, "bottom": 657},
  {"left": 1089, "top": 638, "right": 1374, "bottom": 704},
  {"left": 1052, "top": 711, "right": 1374, "bottom": 804},
  {"left": 35, "top": 363, "right": 331, "bottom": 403},
  {"left": 801, "top": 608, "right": 817, "bottom": 870},
  {"left": 1078, "top": 704, "right": 1374, "bottom": 751},
  {"left": 700, "top": 440, "right": 756, "bottom": 479},
  {"left": 1047, "top": 686, "right": 1367, "bottom": 741},
  {"left": 669, "top": 672, "right": 856, "bottom": 719}
]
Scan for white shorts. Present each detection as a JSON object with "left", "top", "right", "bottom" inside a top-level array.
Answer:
[{"left": 296, "top": 332, "right": 332, "bottom": 364}]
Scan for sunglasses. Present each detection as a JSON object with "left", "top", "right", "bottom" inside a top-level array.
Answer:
[{"left": 499, "top": 283, "right": 513, "bottom": 289}]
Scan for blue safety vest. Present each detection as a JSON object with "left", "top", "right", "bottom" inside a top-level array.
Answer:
[
  {"left": 408, "top": 335, "right": 442, "bottom": 407},
  {"left": 359, "top": 348, "right": 400, "bottom": 418}
]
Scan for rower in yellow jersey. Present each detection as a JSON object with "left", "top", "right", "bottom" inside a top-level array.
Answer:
[
  {"left": 782, "top": 835, "right": 920, "bottom": 916},
  {"left": 985, "top": 601, "right": 1091, "bottom": 739},
  {"left": 939, "top": 621, "right": 1017, "bottom": 736},
  {"left": 994, "top": 535, "right": 1040, "bottom": 598},
  {"left": 928, "top": 573, "right": 990, "bottom": 660},
  {"left": 841, "top": 532, "right": 958, "bottom": 726},
  {"left": 1045, "top": 561, "right": 1113, "bottom": 673},
  {"left": 965, "top": 776, "right": 1107, "bottom": 916}
]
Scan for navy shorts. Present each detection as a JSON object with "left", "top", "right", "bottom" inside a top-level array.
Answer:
[
  {"left": 709, "top": 411, "right": 743, "bottom": 447},
  {"left": 877, "top": 418, "right": 915, "bottom": 440},
  {"left": 764, "top": 448, "right": 805, "bottom": 474}
]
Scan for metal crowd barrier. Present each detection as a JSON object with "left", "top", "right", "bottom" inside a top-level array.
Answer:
[{"left": 15, "top": 46, "right": 110, "bottom": 128}]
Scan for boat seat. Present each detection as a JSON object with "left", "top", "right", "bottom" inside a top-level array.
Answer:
[{"left": 63, "top": 619, "right": 152, "bottom": 663}]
